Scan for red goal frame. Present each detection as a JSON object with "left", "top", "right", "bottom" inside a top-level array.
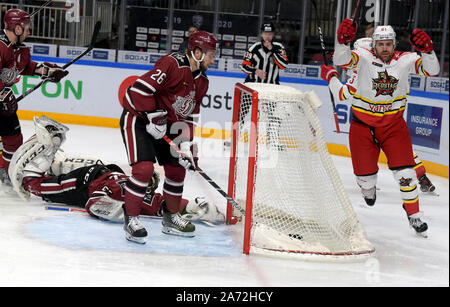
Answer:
[{"left": 227, "top": 82, "right": 260, "bottom": 255}]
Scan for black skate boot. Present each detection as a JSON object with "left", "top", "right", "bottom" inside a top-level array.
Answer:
[
  {"left": 418, "top": 174, "right": 436, "bottom": 194},
  {"left": 123, "top": 205, "right": 148, "bottom": 244},
  {"left": 162, "top": 202, "right": 195, "bottom": 237},
  {"left": 360, "top": 186, "right": 376, "bottom": 206},
  {"left": 407, "top": 212, "right": 428, "bottom": 238}
]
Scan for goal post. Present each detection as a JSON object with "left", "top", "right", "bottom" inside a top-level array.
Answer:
[{"left": 227, "top": 82, "right": 375, "bottom": 260}]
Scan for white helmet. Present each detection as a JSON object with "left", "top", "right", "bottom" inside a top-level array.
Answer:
[
  {"left": 372, "top": 25, "right": 396, "bottom": 48},
  {"left": 354, "top": 37, "right": 373, "bottom": 50}
]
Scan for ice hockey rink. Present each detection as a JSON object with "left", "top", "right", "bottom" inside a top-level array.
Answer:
[{"left": 0, "top": 120, "right": 448, "bottom": 287}]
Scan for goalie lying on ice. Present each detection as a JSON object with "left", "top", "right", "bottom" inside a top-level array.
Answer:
[{"left": 8, "top": 115, "right": 225, "bottom": 225}]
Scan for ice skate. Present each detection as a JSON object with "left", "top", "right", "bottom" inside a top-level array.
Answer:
[
  {"left": 162, "top": 203, "right": 195, "bottom": 237},
  {"left": 360, "top": 186, "right": 376, "bottom": 207},
  {"left": 0, "top": 167, "right": 15, "bottom": 196},
  {"left": 123, "top": 205, "right": 148, "bottom": 244},
  {"left": 407, "top": 212, "right": 428, "bottom": 238},
  {"left": 0, "top": 167, "right": 12, "bottom": 188},
  {"left": 418, "top": 175, "right": 438, "bottom": 196}
]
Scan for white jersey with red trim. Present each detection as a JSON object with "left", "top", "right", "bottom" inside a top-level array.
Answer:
[{"left": 332, "top": 43, "right": 439, "bottom": 127}]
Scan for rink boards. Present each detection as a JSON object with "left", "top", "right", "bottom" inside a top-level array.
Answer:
[{"left": 14, "top": 56, "right": 449, "bottom": 177}]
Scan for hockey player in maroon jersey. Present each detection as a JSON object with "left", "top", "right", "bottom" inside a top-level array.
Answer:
[
  {"left": 120, "top": 30, "right": 217, "bottom": 243},
  {"left": 0, "top": 9, "right": 68, "bottom": 188},
  {"left": 8, "top": 116, "right": 225, "bottom": 225}
]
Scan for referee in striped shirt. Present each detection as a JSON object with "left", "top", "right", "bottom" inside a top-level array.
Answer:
[{"left": 241, "top": 22, "right": 288, "bottom": 84}]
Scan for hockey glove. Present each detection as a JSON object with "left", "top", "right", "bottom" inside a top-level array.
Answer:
[
  {"left": 409, "top": 29, "right": 434, "bottom": 53},
  {"left": 39, "top": 62, "right": 69, "bottom": 82},
  {"left": 320, "top": 65, "right": 339, "bottom": 83},
  {"left": 0, "top": 88, "right": 18, "bottom": 116},
  {"left": 146, "top": 110, "right": 167, "bottom": 139},
  {"left": 337, "top": 18, "right": 357, "bottom": 45},
  {"left": 178, "top": 141, "right": 198, "bottom": 172}
]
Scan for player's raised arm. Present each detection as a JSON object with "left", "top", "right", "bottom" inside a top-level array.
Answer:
[
  {"left": 409, "top": 29, "right": 440, "bottom": 77},
  {"left": 333, "top": 18, "right": 358, "bottom": 68}
]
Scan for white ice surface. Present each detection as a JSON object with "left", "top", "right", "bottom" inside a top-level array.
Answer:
[{"left": 0, "top": 120, "right": 448, "bottom": 287}]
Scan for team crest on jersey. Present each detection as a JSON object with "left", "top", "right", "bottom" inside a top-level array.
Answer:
[
  {"left": 173, "top": 90, "right": 196, "bottom": 118},
  {"left": 0, "top": 66, "right": 20, "bottom": 86},
  {"left": 372, "top": 70, "right": 398, "bottom": 97}
]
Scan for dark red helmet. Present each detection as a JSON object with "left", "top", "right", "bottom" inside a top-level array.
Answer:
[
  {"left": 188, "top": 30, "right": 217, "bottom": 52},
  {"left": 4, "top": 9, "right": 31, "bottom": 30}
]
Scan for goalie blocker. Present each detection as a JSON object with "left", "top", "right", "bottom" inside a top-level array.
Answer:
[{"left": 8, "top": 116, "right": 225, "bottom": 225}]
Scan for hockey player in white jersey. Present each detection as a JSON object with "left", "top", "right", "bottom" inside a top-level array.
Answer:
[
  {"left": 322, "top": 37, "right": 437, "bottom": 196},
  {"left": 330, "top": 20, "right": 440, "bottom": 237}
]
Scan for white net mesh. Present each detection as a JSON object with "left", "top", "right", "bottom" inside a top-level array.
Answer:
[{"left": 231, "top": 83, "right": 374, "bottom": 259}]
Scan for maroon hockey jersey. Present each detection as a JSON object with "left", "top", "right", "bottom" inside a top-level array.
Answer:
[{"left": 122, "top": 52, "right": 209, "bottom": 140}]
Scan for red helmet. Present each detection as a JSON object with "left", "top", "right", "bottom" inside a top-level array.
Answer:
[
  {"left": 4, "top": 9, "right": 31, "bottom": 30},
  {"left": 188, "top": 30, "right": 217, "bottom": 52}
]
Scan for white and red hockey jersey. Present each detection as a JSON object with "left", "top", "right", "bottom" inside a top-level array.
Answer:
[{"left": 332, "top": 44, "right": 440, "bottom": 127}]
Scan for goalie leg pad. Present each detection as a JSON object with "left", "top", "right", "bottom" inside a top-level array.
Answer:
[
  {"left": 49, "top": 150, "right": 105, "bottom": 176},
  {"left": 33, "top": 115, "right": 69, "bottom": 147},
  {"left": 8, "top": 116, "right": 69, "bottom": 200},
  {"left": 8, "top": 136, "right": 57, "bottom": 200}
]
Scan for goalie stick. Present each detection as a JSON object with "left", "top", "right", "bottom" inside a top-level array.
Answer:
[
  {"left": 16, "top": 21, "right": 102, "bottom": 104},
  {"left": 45, "top": 205, "right": 165, "bottom": 219},
  {"left": 309, "top": 0, "right": 340, "bottom": 133},
  {"left": 162, "top": 135, "right": 246, "bottom": 217}
]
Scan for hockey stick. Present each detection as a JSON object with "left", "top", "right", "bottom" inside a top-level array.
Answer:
[
  {"left": 309, "top": 0, "right": 341, "bottom": 133},
  {"left": 162, "top": 135, "right": 246, "bottom": 217},
  {"left": 30, "top": 0, "right": 54, "bottom": 17},
  {"left": 45, "top": 205, "right": 166, "bottom": 219},
  {"left": 15, "top": 21, "right": 102, "bottom": 104},
  {"left": 45, "top": 205, "right": 87, "bottom": 213},
  {"left": 351, "top": 0, "right": 362, "bottom": 21}
]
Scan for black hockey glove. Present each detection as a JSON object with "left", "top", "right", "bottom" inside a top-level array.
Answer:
[{"left": 0, "top": 88, "right": 18, "bottom": 116}]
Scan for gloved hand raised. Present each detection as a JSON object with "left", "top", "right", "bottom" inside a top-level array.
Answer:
[
  {"left": 337, "top": 18, "right": 358, "bottom": 45},
  {"left": 409, "top": 29, "right": 433, "bottom": 53}
]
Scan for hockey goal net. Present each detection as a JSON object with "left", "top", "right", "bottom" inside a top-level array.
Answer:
[{"left": 227, "top": 83, "right": 375, "bottom": 260}]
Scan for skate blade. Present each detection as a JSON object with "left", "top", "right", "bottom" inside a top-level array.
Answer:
[
  {"left": 162, "top": 226, "right": 195, "bottom": 237},
  {"left": 416, "top": 231, "right": 428, "bottom": 238},
  {"left": 125, "top": 233, "right": 147, "bottom": 244},
  {"left": 421, "top": 190, "right": 439, "bottom": 197}
]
